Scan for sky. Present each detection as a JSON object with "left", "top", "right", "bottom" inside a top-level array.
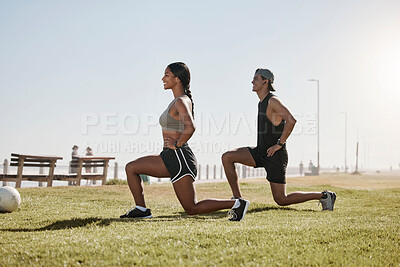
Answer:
[{"left": 1, "top": 0, "right": 400, "bottom": 171}]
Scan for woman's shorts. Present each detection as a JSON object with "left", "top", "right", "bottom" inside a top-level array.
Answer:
[
  {"left": 248, "top": 146, "right": 288, "bottom": 184},
  {"left": 160, "top": 143, "right": 197, "bottom": 183}
]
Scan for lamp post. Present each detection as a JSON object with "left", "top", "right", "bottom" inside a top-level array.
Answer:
[
  {"left": 308, "top": 79, "right": 320, "bottom": 174},
  {"left": 363, "top": 137, "right": 367, "bottom": 172},
  {"left": 355, "top": 128, "right": 359, "bottom": 174},
  {"left": 340, "top": 112, "right": 348, "bottom": 172}
]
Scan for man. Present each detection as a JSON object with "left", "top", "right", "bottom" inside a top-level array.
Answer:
[
  {"left": 299, "top": 161, "right": 304, "bottom": 176},
  {"left": 221, "top": 68, "right": 336, "bottom": 211}
]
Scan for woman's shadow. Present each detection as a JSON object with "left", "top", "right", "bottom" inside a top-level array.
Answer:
[{"left": 0, "top": 216, "right": 182, "bottom": 232}]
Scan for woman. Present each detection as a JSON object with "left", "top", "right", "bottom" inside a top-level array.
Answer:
[{"left": 121, "top": 62, "right": 249, "bottom": 221}]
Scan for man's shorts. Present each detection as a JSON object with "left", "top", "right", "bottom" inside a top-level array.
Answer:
[
  {"left": 160, "top": 143, "right": 197, "bottom": 183},
  {"left": 247, "top": 146, "right": 288, "bottom": 184}
]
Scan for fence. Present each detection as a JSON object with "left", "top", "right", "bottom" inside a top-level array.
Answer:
[{"left": 2, "top": 159, "right": 334, "bottom": 188}]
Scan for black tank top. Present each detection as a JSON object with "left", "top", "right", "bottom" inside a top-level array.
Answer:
[{"left": 256, "top": 93, "right": 285, "bottom": 153}]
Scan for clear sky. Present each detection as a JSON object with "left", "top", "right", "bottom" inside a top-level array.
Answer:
[{"left": 1, "top": 0, "right": 399, "bottom": 171}]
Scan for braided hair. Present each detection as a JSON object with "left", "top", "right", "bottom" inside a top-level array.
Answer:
[{"left": 167, "top": 62, "right": 194, "bottom": 117}]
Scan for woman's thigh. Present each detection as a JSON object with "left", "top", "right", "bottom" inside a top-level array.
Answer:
[{"left": 172, "top": 176, "right": 196, "bottom": 208}]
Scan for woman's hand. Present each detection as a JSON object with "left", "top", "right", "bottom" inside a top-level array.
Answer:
[
  {"left": 267, "top": 144, "right": 281, "bottom": 157},
  {"left": 164, "top": 137, "right": 178, "bottom": 150}
]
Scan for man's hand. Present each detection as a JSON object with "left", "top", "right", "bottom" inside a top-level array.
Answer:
[{"left": 267, "top": 144, "right": 282, "bottom": 157}]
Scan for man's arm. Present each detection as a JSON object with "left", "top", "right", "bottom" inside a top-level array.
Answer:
[{"left": 266, "top": 97, "right": 297, "bottom": 157}]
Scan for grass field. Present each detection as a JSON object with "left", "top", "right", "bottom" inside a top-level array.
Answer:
[{"left": 1, "top": 174, "right": 399, "bottom": 266}]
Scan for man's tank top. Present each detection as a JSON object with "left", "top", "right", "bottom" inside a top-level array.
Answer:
[
  {"left": 256, "top": 93, "right": 285, "bottom": 153},
  {"left": 159, "top": 95, "right": 186, "bottom": 132}
]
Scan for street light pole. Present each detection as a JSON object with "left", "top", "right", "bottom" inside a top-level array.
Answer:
[
  {"left": 340, "top": 112, "right": 348, "bottom": 172},
  {"left": 308, "top": 79, "right": 320, "bottom": 174},
  {"left": 355, "top": 128, "right": 359, "bottom": 173}
]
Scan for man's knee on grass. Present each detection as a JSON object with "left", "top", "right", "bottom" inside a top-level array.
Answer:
[
  {"left": 183, "top": 204, "right": 201, "bottom": 215},
  {"left": 273, "top": 194, "right": 289, "bottom": 206}
]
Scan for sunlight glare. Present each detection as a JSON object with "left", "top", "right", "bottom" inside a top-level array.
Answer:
[{"left": 376, "top": 35, "right": 400, "bottom": 113}]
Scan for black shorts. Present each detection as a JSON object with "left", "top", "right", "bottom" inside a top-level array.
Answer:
[
  {"left": 160, "top": 143, "right": 197, "bottom": 183},
  {"left": 248, "top": 146, "right": 288, "bottom": 184}
]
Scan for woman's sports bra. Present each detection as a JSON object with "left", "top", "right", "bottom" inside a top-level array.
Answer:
[{"left": 159, "top": 95, "right": 186, "bottom": 132}]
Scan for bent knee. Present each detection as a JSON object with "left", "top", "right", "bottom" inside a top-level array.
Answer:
[
  {"left": 274, "top": 196, "right": 289, "bottom": 206},
  {"left": 184, "top": 205, "right": 200, "bottom": 215},
  {"left": 125, "top": 161, "right": 138, "bottom": 174},
  {"left": 221, "top": 151, "right": 234, "bottom": 163}
]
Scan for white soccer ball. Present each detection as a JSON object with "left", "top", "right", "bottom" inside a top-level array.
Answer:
[{"left": 0, "top": 186, "right": 21, "bottom": 213}]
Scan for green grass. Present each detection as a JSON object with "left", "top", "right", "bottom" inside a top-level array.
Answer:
[
  {"left": 1, "top": 179, "right": 399, "bottom": 266},
  {"left": 105, "top": 178, "right": 128, "bottom": 185}
]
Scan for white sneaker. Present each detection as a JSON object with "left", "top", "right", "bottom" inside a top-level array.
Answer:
[{"left": 319, "top": 191, "right": 336, "bottom": 211}]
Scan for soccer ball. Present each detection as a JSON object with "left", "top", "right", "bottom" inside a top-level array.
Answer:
[{"left": 0, "top": 186, "right": 21, "bottom": 213}]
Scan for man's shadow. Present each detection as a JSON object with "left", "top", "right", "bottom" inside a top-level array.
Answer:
[
  {"left": 247, "top": 205, "right": 316, "bottom": 214},
  {"left": 0, "top": 205, "right": 315, "bottom": 232}
]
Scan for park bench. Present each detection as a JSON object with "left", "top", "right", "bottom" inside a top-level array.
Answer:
[
  {"left": 0, "top": 153, "right": 63, "bottom": 188},
  {"left": 54, "top": 156, "right": 115, "bottom": 186}
]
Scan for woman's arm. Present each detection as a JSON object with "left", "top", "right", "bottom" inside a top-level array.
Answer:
[{"left": 175, "top": 97, "right": 195, "bottom": 147}]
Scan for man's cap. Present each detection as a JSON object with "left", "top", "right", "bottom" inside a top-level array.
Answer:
[{"left": 255, "top": 68, "right": 275, "bottom": 91}]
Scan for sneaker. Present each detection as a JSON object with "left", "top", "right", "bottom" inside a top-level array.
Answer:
[
  {"left": 120, "top": 207, "right": 153, "bottom": 219},
  {"left": 319, "top": 191, "right": 336, "bottom": 211},
  {"left": 228, "top": 199, "right": 250, "bottom": 221}
]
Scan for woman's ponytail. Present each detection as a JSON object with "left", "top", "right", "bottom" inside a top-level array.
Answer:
[{"left": 167, "top": 62, "right": 194, "bottom": 117}]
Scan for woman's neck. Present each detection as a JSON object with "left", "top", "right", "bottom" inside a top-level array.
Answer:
[{"left": 172, "top": 86, "right": 186, "bottom": 98}]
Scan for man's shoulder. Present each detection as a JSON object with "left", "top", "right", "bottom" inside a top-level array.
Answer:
[{"left": 268, "top": 95, "right": 282, "bottom": 105}]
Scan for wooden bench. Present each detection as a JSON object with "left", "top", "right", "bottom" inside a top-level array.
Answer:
[
  {"left": 54, "top": 156, "right": 115, "bottom": 186},
  {"left": 0, "top": 153, "right": 63, "bottom": 188}
]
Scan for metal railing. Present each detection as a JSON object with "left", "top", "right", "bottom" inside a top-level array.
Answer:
[{"left": 2, "top": 159, "right": 336, "bottom": 188}]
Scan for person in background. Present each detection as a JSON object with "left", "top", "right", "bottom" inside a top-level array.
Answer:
[
  {"left": 69, "top": 145, "right": 79, "bottom": 185},
  {"left": 71, "top": 145, "right": 79, "bottom": 159},
  {"left": 308, "top": 160, "right": 313, "bottom": 171},
  {"left": 299, "top": 161, "right": 304, "bottom": 176},
  {"left": 85, "top": 147, "right": 94, "bottom": 185},
  {"left": 85, "top": 147, "right": 93, "bottom": 173}
]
